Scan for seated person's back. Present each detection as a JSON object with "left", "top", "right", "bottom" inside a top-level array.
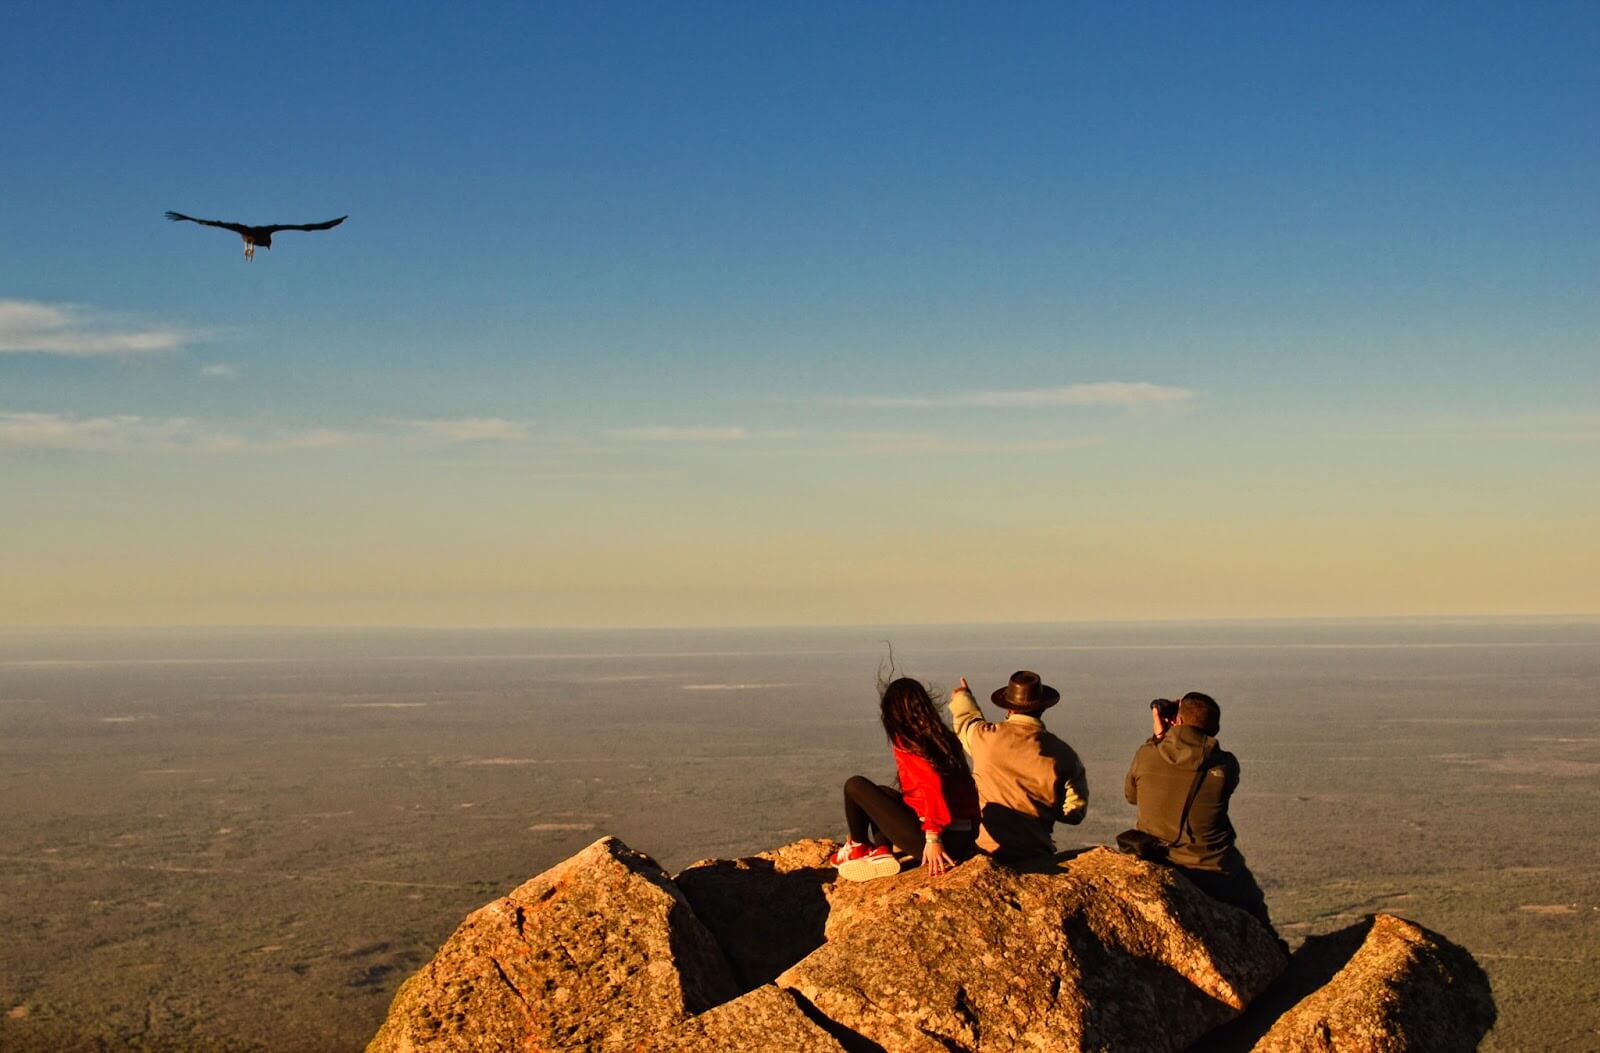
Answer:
[
  {"left": 1124, "top": 715, "right": 1238, "bottom": 870},
  {"left": 1124, "top": 691, "right": 1280, "bottom": 941},
  {"left": 951, "top": 671, "right": 1088, "bottom": 860}
]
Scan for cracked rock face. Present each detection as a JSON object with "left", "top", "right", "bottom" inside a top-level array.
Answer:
[
  {"left": 365, "top": 837, "right": 737, "bottom": 1053},
  {"left": 780, "top": 848, "right": 1287, "bottom": 1053},
  {"left": 627, "top": 985, "right": 850, "bottom": 1052},
  {"left": 1247, "top": 914, "right": 1495, "bottom": 1053}
]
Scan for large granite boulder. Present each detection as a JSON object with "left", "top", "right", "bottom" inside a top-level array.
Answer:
[
  {"left": 674, "top": 837, "right": 839, "bottom": 990},
  {"left": 366, "top": 836, "right": 738, "bottom": 1053},
  {"left": 780, "top": 847, "right": 1287, "bottom": 1052},
  {"left": 368, "top": 835, "right": 1497, "bottom": 1053},
  {"left": 629, "top": 985, "right": 850, "bottom": 1053},
  {"left": 1245, "top": 914, "right": 1495, "bottom": 1052}
]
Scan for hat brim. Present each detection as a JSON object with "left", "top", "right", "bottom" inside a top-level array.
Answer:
[{"left": 991, "top": 684, "right": 1061, "bottom": 711}]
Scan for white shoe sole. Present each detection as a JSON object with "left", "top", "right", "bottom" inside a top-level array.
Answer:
[{"left": 837, "top": 853, "right": 901, "bottom": 882}]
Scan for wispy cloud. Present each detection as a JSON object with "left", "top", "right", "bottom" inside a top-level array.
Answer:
[
  {"left": 199, "top": 363, "right": 238, "bottom": 379},
  {"left": 402, "top": 417, "right": 532, "bottom": 443},
  {"left": 1357, "top": 429, "right": 1600, "bottom": 442},
  {"left": 0, "top": 300, "right": 196, "bottom": 356},
  {"left": 0, "top": 410, "right": 553, "bottom": 456},
  {"left": 0, "top": 412, "right": 358, "bottom": 454},
  {"left": 0, "top": 412, "right": 237, "bottom": 453},
  {"left": 840, "top": 381, "right": 1193, "bottom": 410},
  {"left": 595, "top": 426, "right": 1098, "bottom": 458},
  {"left": 270, "top": 428, "right": 363, "bottom": 450},
  {"left": 1, "top": 409, "right": 1103, "bottom": 461},
  {"left": 606, "top": 426, "right": 750, "bottom": 442},
  {"left": 521, "top": 470, "right": 680, "bottom": 480},
  {"left": 854, "top": 435, "right": 1103, "bottom": 455}
]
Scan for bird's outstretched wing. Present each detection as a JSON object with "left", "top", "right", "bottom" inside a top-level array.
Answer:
[
  {"left": 262, "top": 216, "right": 348, "bottom": 234},
  {"left": 165, "top": 211, "right": 251, "bottom": 234}
]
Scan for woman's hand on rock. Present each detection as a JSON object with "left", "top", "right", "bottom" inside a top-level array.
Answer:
[{"left": 922, "top": 840, "right": 955, "bottom": 878}]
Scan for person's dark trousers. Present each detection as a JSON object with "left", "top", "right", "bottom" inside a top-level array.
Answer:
[
  {"left": 842, "top": 775, "right": 974, "bottom": 858},
  {"left": 1175, "top": 853, "right": 1282, "bottom": 947}
]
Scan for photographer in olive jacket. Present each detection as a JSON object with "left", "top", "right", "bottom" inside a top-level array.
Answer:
[{"left": 1124, "top": 692, "right": 1279, "bottom": 938}]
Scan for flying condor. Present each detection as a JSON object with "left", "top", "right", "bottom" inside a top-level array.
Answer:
[{"left": 165, "top": 211, "right": 347, "bottom": 261}]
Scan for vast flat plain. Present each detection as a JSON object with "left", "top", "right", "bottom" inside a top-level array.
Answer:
[{"left": 1, "top": 622, "right": 1596, "bottom": 1051}]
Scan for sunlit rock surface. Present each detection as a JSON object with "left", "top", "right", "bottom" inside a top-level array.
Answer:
[
  {"left": 628, "top": 984, "right": 850, "bottom": 1053},
  {"left": 1245, "top": 914, "right": 1494, "bottom": 1053},
  {"left": 784, "top": 847, "right": 1286, "bottom": 1052},
  {"left": 371, "top": 837, "right": 1493, "bottom": 1052},
  {"left": 366, "top": 836, "right": 736, "bottom": 1052}
]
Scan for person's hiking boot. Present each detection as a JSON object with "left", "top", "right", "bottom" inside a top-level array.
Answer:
[{"left": 837, "top": 844, "right": 900, "bottom": 882}]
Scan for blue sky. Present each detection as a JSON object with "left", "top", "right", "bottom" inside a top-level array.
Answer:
[{"left": 2, "top": 4, "right": 1597, "bottom": 626}]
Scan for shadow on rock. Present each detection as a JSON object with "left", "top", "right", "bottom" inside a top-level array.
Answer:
[
  {"left": 675, "top": 838, "right": 839, "bottom": 991},
  {"left": 1194, "top": 919, "right": 1374, "bottom": 1052},
  {"left": 1194, "top": 913, "right": 1495, "bottom": 1053}
]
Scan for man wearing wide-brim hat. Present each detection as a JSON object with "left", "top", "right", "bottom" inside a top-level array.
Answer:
[{"left": 949, "top": 671, "right": 1089, "bottom": 860}]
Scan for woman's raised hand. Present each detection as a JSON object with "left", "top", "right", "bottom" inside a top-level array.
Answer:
[{"left": 956, "top": 677, "right": 971, "bottom": 695}]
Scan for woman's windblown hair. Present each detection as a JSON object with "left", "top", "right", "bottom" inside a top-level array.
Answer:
[{"left": 879, "top": 676, "right": 969, "bottom": 776}]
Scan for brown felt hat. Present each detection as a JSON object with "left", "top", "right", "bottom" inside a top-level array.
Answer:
[{"left": 991, "top": 670, "right": 1061, "bottom": 712}]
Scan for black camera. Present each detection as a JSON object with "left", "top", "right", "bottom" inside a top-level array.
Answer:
[{"left": 1150, "top": 698, "right": 1178, "bottom": 724}]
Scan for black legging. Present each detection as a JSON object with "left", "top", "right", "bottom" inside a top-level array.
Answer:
[{"left": 843, "top": 775, "right": 974, "bottom": 858}]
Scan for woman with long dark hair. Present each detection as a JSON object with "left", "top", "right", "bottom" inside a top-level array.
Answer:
[{"left": 831, "top": 676, "right": 980, "bottom": 881}]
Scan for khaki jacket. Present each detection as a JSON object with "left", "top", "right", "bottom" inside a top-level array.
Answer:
[{"left": 949, "top": 688, "right": 1089, "bottom": 859}]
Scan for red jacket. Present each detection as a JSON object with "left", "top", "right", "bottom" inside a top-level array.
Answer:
[{"left": 893, "top": 741, "right": 980, "bottom": 833}]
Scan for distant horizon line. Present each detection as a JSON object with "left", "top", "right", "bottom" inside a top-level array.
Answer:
[{"left": 3, "top": 612, "right": 1597, "bottom": 634}]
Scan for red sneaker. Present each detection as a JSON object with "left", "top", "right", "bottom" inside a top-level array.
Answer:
[
  {"left": 829, "top": 840, "right": 870, "bottom": 867},
  {"left": 838, "top": 845, "right": 900, "bottom": 882}
]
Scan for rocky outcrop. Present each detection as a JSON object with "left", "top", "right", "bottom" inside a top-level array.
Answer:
[
  {"left": 674, "top": 837, "right": 838, "bottom": 990},
  {"left": 1244, "top": 914, "right": 1494, "bottom": 1052},
  {"left": 370, "top": 837, "right": 1494, "bottom": 1053},
  {"left": 628, "top": 985, "right": 850, "bottom": 1053},
  {"left": 366, "top": 837, "right": 737, "bottom": 1053},
  {"left": 782, "top": 848, "right": 1286, "bottom": 1052}
]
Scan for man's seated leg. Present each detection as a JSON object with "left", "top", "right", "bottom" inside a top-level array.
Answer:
[{"left": 1175, "top": 856, "right": 1279, "bottom": 941}]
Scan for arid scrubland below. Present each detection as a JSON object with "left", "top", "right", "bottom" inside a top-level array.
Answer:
[{"left": 0, "top": 623, "right": 1596, "bottom": 1050}]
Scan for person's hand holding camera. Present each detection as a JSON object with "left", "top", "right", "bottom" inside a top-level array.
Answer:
[{"left": 1150, "top": 698, "right": 1178, "bottom": 738}]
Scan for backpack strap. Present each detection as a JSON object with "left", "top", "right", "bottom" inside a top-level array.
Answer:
[{"left": 1174, "top": 763, "right": 1212, "bottom": 845}]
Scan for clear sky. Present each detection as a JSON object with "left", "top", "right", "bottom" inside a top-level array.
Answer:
[{"left": 2, "top": 3, "right": 1596, "bottom": 628}]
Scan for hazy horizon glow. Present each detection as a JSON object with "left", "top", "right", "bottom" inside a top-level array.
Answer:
[{"left": 2, "top": 5, "right": 1596, "bottom": 628}]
